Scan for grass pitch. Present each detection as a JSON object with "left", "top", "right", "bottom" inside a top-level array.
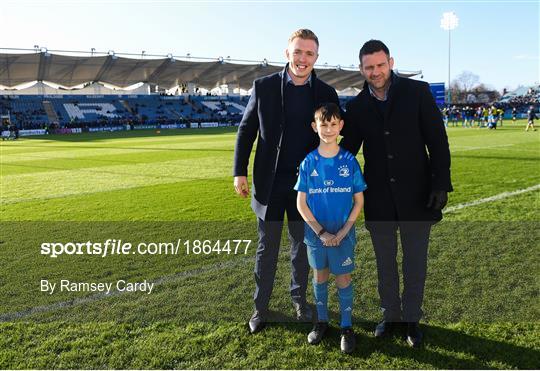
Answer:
[{"left": 0, "top": 121, "right": 539, "bottom": 368}]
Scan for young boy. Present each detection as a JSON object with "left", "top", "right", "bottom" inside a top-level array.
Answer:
[{"left": 294, "top": 103, "right": 367, "bottom": 354}]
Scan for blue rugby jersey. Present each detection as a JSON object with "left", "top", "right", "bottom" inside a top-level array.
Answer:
[{"left": 294, "top": 147, "right": 367, "bottom": 247}]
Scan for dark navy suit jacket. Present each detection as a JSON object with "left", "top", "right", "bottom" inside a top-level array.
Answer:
[
  {"left": 341, "top": 73, "right": 453, "bottom": 225},
  {"left": 233, "top": 64, "right": 339, "bottom": 220}
]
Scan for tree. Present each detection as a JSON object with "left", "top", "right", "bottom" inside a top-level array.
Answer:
[
  {"left": 450, "top": 71, "right": 482, "bottom": 103},
  {"left": 454, "top": 71, "right": 480, "bottom": 93},
  {"left": 472, "top": 84, "right": 501, "bottom": 102}
]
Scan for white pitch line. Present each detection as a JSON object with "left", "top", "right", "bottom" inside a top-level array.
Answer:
[
  {"left": 451, "top": 143, "right": 515, "bottom": 152},
  {"left": 0, "top": 255, "right": 254, "bottom": 322},
  {"left": 444, "top": 184, "right": 540, "bottom": 213},
  {"left": 2, "top": 184, "right": 539, "bottom": 321}
]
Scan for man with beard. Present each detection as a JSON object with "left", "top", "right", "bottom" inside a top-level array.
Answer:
[{"left": 341, "top": 40, "right": 452, "bottom": 348}]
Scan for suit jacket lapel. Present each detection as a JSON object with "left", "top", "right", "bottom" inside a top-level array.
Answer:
[
  {"left": 280, "top": 65, "right": 287, "bottom": 130},
  {"left": 311, "top": 68, "right": 318, "bottom": 107}
]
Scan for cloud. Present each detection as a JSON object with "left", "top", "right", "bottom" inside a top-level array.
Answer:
[{"left": 513, "top": 54, "right": 539, "bottom": 60}]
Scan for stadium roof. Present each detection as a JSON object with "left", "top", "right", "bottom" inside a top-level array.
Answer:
[{"left": 0, "top": 49, "right": 421, "bottom": 91}]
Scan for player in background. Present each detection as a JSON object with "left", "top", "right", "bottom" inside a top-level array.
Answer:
[
  {"left": 469, "top": 106, "right": 477, "bottom": 128},
  {"left": 526, "top": 105, "right": 538, "bottom": 131},
  {"left": 442, "top": 107, "right": 449, "bottom": 128},
  {"left": 488, "top": 106, "right": 496, "bottom": 129}
]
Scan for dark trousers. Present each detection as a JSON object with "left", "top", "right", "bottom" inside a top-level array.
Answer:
[
  {"left": 253, "top": 177, "right": 309, "bottom": 312},
  {"left": 369, "top": 222, "right": 431, "bottom": 322}
]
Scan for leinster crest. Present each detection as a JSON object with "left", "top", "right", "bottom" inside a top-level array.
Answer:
[{"left": 338, "top": 165, "right": 350, "bottom": 177}]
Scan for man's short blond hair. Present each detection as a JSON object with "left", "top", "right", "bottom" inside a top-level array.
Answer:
[{"left": 288, "top": 29, "right": 319, "bottom": 47}]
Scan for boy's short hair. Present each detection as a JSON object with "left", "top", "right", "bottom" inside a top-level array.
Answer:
[
  {"left": 359, "top": 39, "right": 390, "bottom": 63},
  {"left": 314, "top": 103, "right": 342, "bottom": 123},
  {"left": 288, "top": 29, "right": 319, "bottom": 47}
]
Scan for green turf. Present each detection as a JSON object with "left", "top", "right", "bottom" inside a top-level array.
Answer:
[{"left": 0, "top": 121, "right": 539, "bottom": 368}]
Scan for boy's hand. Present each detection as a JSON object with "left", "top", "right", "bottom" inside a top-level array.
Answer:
[
  {"left": 320, "top": 232, "right": 338, "bottom": 247},
  {"left": 234, "top": 176, "right": 250, "bottom": 198},
  {"left": 329, "top": 229, "right": 349, "bottom": 246},
  {"left": 332, "top": 229, "right": 347, "bottom": 246}
]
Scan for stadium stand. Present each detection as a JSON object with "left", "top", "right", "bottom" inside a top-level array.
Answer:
[
  {"left": 0, "top": 49, "right": 422, "bottom": 135},
  {"left": 498, "top": 85, "right": 539, "bottom": 116},
  {"left": 0, "top": 94, "right": 255, "bottom": 130},
  {"left": 3, "top": 86, "right": 537, "bottom": 133}
]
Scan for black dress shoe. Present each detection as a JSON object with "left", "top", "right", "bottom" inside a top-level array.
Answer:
[
  {"left": 340, "top": 327, "right": 356, "bottom": 354},
  {"left": 406, "top": 322, "right": 423, "bottom": 348},
  {"left": 293, "top": 302, "right": 313, "bottom": 322},
  {"left": 374, "top": 320, "right": 400, "bottom": 338},
  {"left": 248, "top": 310, "right": 266, "bottom": 334},
  {"left": 307, "top": 322, "right": 328, "bottom": 345}
]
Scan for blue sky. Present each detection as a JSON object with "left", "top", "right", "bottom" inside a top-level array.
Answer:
[{"left": 1, "top": 0, "right": 538, "bottom": 91}]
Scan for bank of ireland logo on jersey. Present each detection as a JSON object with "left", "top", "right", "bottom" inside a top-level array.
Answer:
[
  {"left": 324, "top": 180, "right": 334, "bottom": 186},
  {"left": 338, "top": 165, "right": 350, "bottom": 177}
]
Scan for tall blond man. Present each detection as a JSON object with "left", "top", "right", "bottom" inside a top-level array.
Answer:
[{"left": 233, "top": 29, "right": 339, "bottom": 333}]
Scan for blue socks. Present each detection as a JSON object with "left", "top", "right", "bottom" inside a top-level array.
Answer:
[
  {"left": 313, "top": 280, "right": 354, "bottom": 327},
  {"left": 338, "top": 284, "right": 353, "bottom": 328},
  {"left": 313, "top": 280, "right": 329, "bottom": 322}
]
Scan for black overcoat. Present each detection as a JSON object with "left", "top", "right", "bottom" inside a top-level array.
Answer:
[
  {"left": 341, "top": 73, "right": 453, "bottom": 226},
  {"left": 233, "top": 64, "right": 339, "bottom": 219}
]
